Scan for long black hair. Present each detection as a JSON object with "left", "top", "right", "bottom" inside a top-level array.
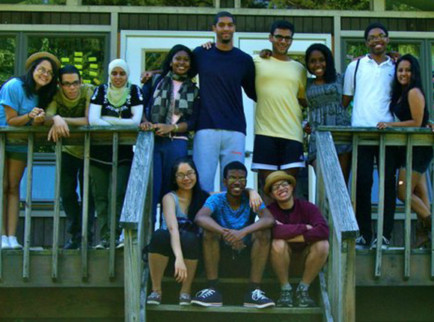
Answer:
[
  {"left": 305, "top": 43, "right": 337, "bottom": 83},
  {"left": 160, "top": 44, "right": 197, "bottom": 79},
  {"left": 169, "top": 157, "right": 209, "bottom": 221},
  {"left": 19, "top": 57, "right": 59, "bottom": 109},
  {"left": 391, "top": 54, "right": 424, "bottom": 106}
]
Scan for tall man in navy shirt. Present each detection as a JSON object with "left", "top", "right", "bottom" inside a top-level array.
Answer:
[{"left": 193, "top": 11, "right": 256, "bottom": 192}]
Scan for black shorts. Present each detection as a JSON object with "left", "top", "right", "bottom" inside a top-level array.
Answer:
[
  {"left": 147, "top": 229, "right": 200, "bottom": 260},
  {"left": 252, "top": 135, "right": 305, "bottom": 171},
  {"left": 399, "top": 146, "right": 433, "bottom": 174}
]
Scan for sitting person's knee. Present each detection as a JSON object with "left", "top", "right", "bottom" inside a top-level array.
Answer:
[
  {"left": 148, "top": 229, "right": 171, "bottom": 255},
  {"left": 253, "top": 229, "right": 271, "bottom": 246},
  {"left": 203, "top": 229, "right": 220, "bottom": 243},
  {"left": 181, "top": 231, "right": 200, "bottom": 259},
  {"left": 311, "top": 240, "right": 329, "bottom": 258},
  {"left": 271, "top": 239, "right": 288, "bottom": 254}
]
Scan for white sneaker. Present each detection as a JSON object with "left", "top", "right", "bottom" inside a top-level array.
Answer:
[
  {"left": 8, "top": 236, "right": 23, "bottom": 249},
  {"left": 1, "top": 235, "right": 11, "bottom": 249}
]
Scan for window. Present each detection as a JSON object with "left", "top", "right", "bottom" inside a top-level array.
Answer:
[{"left": 0, "top": 36, "right": 16, "bottom": 85}]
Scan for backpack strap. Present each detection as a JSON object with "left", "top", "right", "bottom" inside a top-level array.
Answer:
[{"left": 353, "top": 58, "right": 361, "bottom": 92}]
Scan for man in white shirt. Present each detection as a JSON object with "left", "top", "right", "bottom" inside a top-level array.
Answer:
[{"left": 343, "top": 22, "right": 397, "bottom": 249}]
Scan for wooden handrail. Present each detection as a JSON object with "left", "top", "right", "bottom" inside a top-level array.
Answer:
[
  {"left": 316, "top": 130, "right": 358, "bottom": 322},
  {"left": 316, "top": 126, "right": 434, "bottom": 322},
  {"left": 119, "top": 131, "right": 154, "bottom": 322}
]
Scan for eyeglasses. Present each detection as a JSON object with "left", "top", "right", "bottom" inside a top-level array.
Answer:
[
  {"left": 176, "top": 171, "right": 196, "bottom": 180},
  {"left": 367, "top": 34, "right": 387, "bottom": 42},
  {"left": 61, "top": 81, "right": 80, "bottom": 88},
  {"left": 227, "top": 176, "right": 247, "bottom": 184},
  {"left": 273, "top": 34, "right": 293, "bottom": 42},
  {"left": 36, "top": 66, "right": 54, "bottom": 78},
  {"left": 271, "top": 181, "right": 290, "bottom": 192}
]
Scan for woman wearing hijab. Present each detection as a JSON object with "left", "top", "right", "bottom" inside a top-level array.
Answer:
[
  {"left": 0, "top": 51, "right": 60, "bottom": 249},
  {"left": 88, "top": 58, "right": 144, "bottom": 249}
]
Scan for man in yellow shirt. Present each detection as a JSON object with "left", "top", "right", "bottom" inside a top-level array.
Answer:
[{"left": 252, "top": 20, "right": 307, "bottom": 200}]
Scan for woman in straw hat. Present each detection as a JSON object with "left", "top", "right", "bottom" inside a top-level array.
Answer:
[{"left": 0, "top": 51, "right": 60, "bottom": 249}]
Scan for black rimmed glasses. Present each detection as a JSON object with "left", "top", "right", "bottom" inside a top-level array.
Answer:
[
  {"left": 273, "top": 34, "right": 293, "bottom": 42},
  {"left": 367, "top": 34, "right": 387, "bottom": 42},
  {"left": 271, "top": 181, "right": 290, "bottom": 192},
  {"left": 176, "top": 171, "right": 196, "bottom": 180},
  {"left": 61, "top": 81, "right": 80, "bottom": 88}
]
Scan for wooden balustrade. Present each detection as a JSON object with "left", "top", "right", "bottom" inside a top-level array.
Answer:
[
  {"left": 0, "top": 125, "right": 140, "bottom": 284},
  {"left": 319, "top": 126, "right": 434, "bottom": 282}
]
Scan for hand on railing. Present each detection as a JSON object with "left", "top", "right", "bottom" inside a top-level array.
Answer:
[
  {"left": 376, "top": 122, "right": 390, "bottom": 129},
  {"left": 29, "top": 108, "right": 45, "bottom": 125},
  {"left": 48, "top": 115, "right": 70, "bottom": 142}
]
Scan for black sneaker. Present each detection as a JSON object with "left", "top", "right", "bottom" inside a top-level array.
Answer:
[
  {"left": 371, "top": 236, "right": 390, "bottom": 250},
  {"left": 146, "top": 291, "right": 161, "bottom": 305},
  {"left": 63, "top": 238, "right": 80, "bottom": 250},
  {"left": 355, "top": 236, "right": 369, "bottom": 250},
  {"left": 95, "top": 239, "right": 109, "bottom": 249},
  {"left": 191, "top": 288, "right": 223, "bottom": 307},
  {"left": 243, "top": 289, "right": 275, "bottom": 309},
  {"left": 295, "top": 289, "right": 316, "bottom": 307},
  {"left": 276, "top": 289, "right": 293, "bottom": 307}
]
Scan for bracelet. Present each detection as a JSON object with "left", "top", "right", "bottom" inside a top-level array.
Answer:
[
  {"left": 173, "top": 124, "right": 179, "bottom": 132},
  {"left": 27, "top": 112, "right": 31, "bottom": 120}
]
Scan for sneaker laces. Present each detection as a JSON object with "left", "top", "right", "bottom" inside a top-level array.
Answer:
[
  {"left": 196, "top": 288, "right": 216, "bottom": 298},
  {"left": 251, "top": 289, "right": 268, "bottom": 301}
]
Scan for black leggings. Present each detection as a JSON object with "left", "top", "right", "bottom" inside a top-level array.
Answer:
[{"left": 148, "top": 229, "right": 200, "bottom": 260}]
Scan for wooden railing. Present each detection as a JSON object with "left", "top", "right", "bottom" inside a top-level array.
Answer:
[
  {"left": 0, "top": 126, "right": 139, "bottom": 284},
  {"left": 119, "top": 131, "right": 154, "bottom": 322},
  {"left": 316, "top": 130, "right": 359, "bottom": 322},
  {"left": 318, "top": 126, "right": 434, "bottom": 282}
]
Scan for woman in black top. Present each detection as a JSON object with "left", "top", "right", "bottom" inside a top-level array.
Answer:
[{"left": 377, "top": 54, "right": 432, "bottom": 247}]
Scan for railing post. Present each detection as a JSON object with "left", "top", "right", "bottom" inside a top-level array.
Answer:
[
  {"left": 109, "top": 132, "right": 119, "bottom": 279},
  {"left": 431, "top": 160, "right": 434, "bottom": 280},
  {"left": 0, "top": 134, "right": 5, "bottom": 280},
  {"left": 404, "top": 135, "right": 413, "bottom": 279},
  {"left": 23, "top": 133, "right": 34, "bottom": 281},
  {"left": 81, "top": 132, "right": 91, "bottom": 280},
  {"left": 350, "top": 134, "right": 359, "bottom": 211},
  {"left": 342, "top": 239, "right": 356, "bottom": 321},
  {"left": 120, "top": 131, "right": 154, "bottom": 322},
  {"left": 51, "top": 139, "right": 62, "bottom": 280},
  {"left": 374, "top": 134, "right": 386, "bottom": 278}
]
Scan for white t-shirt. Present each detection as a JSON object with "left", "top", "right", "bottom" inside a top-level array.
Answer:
[{"left": 343, "top": 55, "right": 394, "bottom": 127}]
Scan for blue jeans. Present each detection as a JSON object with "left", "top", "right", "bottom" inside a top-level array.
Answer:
[
  {"left": 61, "top": 152, "right": 95, "bottom": 242},
  {"left": 193, "top": 129, "right": 245, "bottom": 192},
  {"left": 152, "top": 137, "right": 188, "bottom": 226}
]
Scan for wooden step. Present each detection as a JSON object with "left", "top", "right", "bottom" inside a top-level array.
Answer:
[
  {"left": 147, "top": 304, "right": 323, "bottom": 322},
  {"left": 355, "top": 249, "right": 434, "bottom": 286},
  {"left": 154, "top": 277, "right": 320, "bottom": 306}
]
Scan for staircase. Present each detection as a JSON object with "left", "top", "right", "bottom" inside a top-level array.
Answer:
[{"left": 145, "top": 274, "right": 327, "bottom": 322}]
